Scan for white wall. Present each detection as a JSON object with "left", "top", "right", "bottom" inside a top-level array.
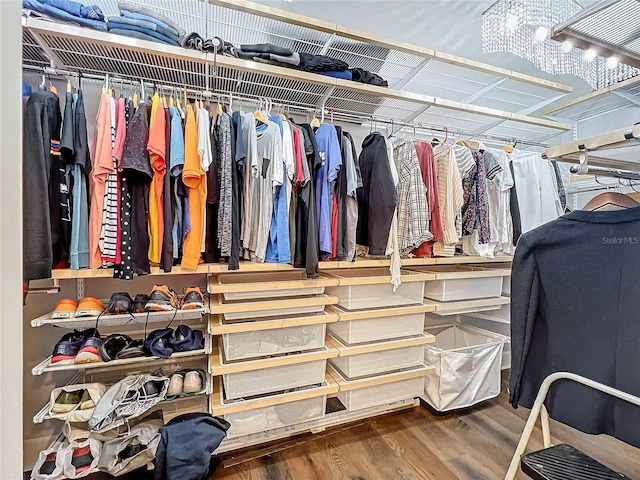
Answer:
[{"left": 2, "top": 1, "right": 25, "bottom": 478}]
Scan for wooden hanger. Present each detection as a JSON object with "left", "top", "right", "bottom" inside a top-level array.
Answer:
[
  {"left": 502, "top": 138, "right": 517, "bottom": 153},
  {"left": 627, "top": 191, "right": 640, "bottom": 201},
  {"left": 456, "top": 140, "right": 470, "bottom": 147},
  {"left": 66, "top": 77, "right": 72, "bottom": 94},
  {"left": 254, "top": 99, "right": 270, "bottom": 125},
  {"left": 583, "top": 192, "right": 640, "bottom": 211}
]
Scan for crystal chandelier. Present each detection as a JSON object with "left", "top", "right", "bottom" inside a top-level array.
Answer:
[{"left": 482, "top": 0, "right": 639, "bottom": 90}]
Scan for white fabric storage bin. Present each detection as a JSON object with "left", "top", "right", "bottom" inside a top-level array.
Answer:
[
  {"left": 328, "top": 311, "right": 425, "bottom": 344},
  {"left": 222, "top": 323, "right": 326, "bottom": 361},
  {"left": 326, "top": 269, "right": 426, "bottom": 310},
  {"left": 338, "top": 376, "right": 425, "bottom": 411},
  {"left": 412, "top": 266, "right": 505, "bottom": 302},
  {"left": 422, "top": 324, "right": 507, "bottom": 412},
  {"left": 329, "top": 345, "right": 425, "bottom": 379},
  {"left": 223, "top": 359, "right": 327, "bottom": 400},
  {"left": 224, "top": 395, "right": 326, "bottom": 438}
]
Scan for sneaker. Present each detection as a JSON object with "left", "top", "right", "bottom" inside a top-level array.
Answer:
[
  {"left": 168, "top": 325, "right": 204, "bottom": 353},
  {"left": 51, "top": 331, "right": 85, "bottom": 365},
  {"left": 145, "top": 285, "right": 180, "bottom": 312},
  {"left": 75, "top": 297, "right": 105, "bottom": 318},
  {"left": 51, "top": 389, "right": 83, "bottom": 413},
  {"left": 69, "top": 443, "right": 94, "bottom": 475},
  {"left": 131, "top": 294, "right": 150, "bottom": 314},
  {"left": 74, "top": 329, "right": 102, "bottom": 364},
  {"left": 167, "top": 373, "right": 184, "bottom": 397},
  {"left": 183, "top": 371, "right": 203, "bottom": 394},
  {"left": 36, "top": 450, "right": 61, "bottom": 476},
  {"left": 105, "top": 292, "right": 133, "bottom": 315},
  {"left": 115, "top": 339, "right": 145, "bottom": 359},
  {"left": 51, "top": 299, "right": 78, "bottom": 319},
  {"left": 98, "top": 334, "right": 132, "bottom": 362},
  {"left": 181, "top": 287, "right": 205, "bottom": 310}
]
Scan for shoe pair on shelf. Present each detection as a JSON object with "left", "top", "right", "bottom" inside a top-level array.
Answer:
[
  {"left": 51, "top": 329, "right": 102, "bottom": 365},
  {"left": 166, "top": 369, "right": 206, "bottom": 398},
  {"left": 144, "top": 325, "right": 204, "bottom": 359},
  {"left": 52, "top": 297, "right": 105, "bottom": 319},
  {"left": 51, "top": 389, "right": 94, "bottom": 414},
  {"left": 32, "top": 438, "right": 101, "bottom": 480},
  {"left": 145, "top": 285, "right": 205, "bottom": 311},
  {"left": 98, "top": 334, "right": 145, "bottom": 362}
]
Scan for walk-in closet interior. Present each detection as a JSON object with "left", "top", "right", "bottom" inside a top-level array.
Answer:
[{"left": 6, "top": 0, "right": 640, "bottom": 478}]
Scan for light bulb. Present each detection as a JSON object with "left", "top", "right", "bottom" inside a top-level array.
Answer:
[
  {"left": 606, "top": 56, "right": 619, "bottom": 69},
  {"left": 584, "top": 48, "right": 597, "bottom": 62},
  {"left": 505, "top": 13, "right": 519, "bottom": 33},
  {"left": 534, "top": 26, "right": 549, "bottom": 42},
  {"left": 561, "top": 40, "right": 572, "bottom": 53}
]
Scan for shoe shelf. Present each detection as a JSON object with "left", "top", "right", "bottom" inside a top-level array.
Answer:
[
  {"left": 32, "top": 342, "right": 210, "bottom": 376},
  {"left": 31, "top": 307, "right": 207, "bottom": 329},
  {"left": 33, "top": 374, "right": 211, "bottom": 424}
]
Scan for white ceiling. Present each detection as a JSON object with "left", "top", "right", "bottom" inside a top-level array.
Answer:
[{"left": 253, "top": 0, "right": 599, "bottom": 101}]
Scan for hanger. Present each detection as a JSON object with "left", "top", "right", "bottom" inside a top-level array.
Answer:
[
  {"left": 66, "top": 75, "right": 72, "bottom": 94},
  {"left": 168, "top": 87, "right": 174, "bottom": 108},
  {"left": 387, "top": 119, "right": 395, "bottom": 139},
  {"left": 583, "top": 191, "right": 639, "bottom": 211},
  {"left": 254, "top": 98, "right": 270, "bottom": 125},
  {"left": 502, "top": 138, "right": 517, "bottom": 153},
  {"left": 161, "top": 86, "right": 168, "bottom": 108},
  {"left": 457, "top": 140, "right": 470, "bottom": 147},
  {"left": 310, "top": 109, "right": 320, "bottom": 129},
  {"left": 102, "top": 74, "right": 109, "bottom": 95}
]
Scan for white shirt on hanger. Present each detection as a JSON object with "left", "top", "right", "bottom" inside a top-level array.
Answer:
[{"left": 510, "top": 149, "right": 563, "bottom": 234}]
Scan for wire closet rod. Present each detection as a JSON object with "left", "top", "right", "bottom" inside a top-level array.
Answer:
[{"left": 24, "top": 65, "right": 546, "bottom": 148}]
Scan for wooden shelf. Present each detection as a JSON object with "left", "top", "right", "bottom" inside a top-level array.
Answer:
[
  {"left": 44, "top": 256, "right": 512, "bottom": 280},
  {"left": 326, "top": 334, "right": 435, "bottom": 357},
  {"left": 407, "top": 265, "right": 511, "bottom": 280},
  {"left": 31, "top": 308, "right": 205, "bottom": 329},
  {"left": 211, "top": 344, "right": 338, "bottom": 375},
  {"left": 429, "top": 296, "right": 511, "bottom": 315},
  {"left": 211, "top": 377, "right": 339, "bottom": 416},
  {"left": 211, "top": 294, "right": 337, "bottom": 315},
  {"left": 209, "top": 311, "right": 338, "bottom": 335},
  {"left": 209, "top": 272, "right": 338, "bottom": 295},
  {"left": 326, "top": 303, "right": 436, "bottom": 321},
  {"left": 323, "top": 268, "right": 435, "bottom": 286},
  {"left": 326, "top": 364, "right": 434, "bottom": 392}
]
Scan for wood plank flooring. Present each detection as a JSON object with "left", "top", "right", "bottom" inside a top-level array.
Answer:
[{"left": 211, "top": 383, "right": 640, "bottom": 480}]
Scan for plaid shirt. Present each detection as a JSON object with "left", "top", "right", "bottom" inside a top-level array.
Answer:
[{"left": 392, "top": 138, "right": 433, "bottom": 255}]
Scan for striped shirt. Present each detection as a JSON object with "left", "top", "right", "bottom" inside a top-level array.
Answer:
[{"left": 433, "top": 143, "right": 464, "bottom": 257}]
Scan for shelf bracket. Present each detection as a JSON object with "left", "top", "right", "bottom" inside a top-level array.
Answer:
[
  {"left": 392, "top": 57, "right": 433, "bottom": 90},
  {"left": 319, "top": 33, "right": 336, "bottom": 56},
  {"left": 315, "top": 86, "right": 336, "bottom": 108},
  {"left": 29, "top": 30, "right": 64, "bottom": 69},
  {"left": 76, "top": 279, "right": 85, "bottom": 300},
  {"left": 570, "top": 149, "right": 590, "bottom": 175}
]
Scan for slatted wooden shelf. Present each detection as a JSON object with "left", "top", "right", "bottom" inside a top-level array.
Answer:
[
  {"left": 326, "top": 334, "right": 435, "bottom": 356},
  {"left": 209, "top": 311, "right": 338, "bottom": 335}
]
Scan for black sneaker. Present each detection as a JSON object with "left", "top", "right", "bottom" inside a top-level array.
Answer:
[
  {"left": 98, "top": 334, "right": 132, "bottom": 362},
  {"left": 131, "top": 294, "right": 150, "bottom": 314},
  {"left": 145, "top": 285, "right": 180, "bottom": 312},
  {"left": 106, "top": 292, "right": 133, "bottom": 314},
  {"left": 51, "top": 331, "right": 85, "bottom": 365},
  {"left": 181, "top": 287, "right": 205, "bottom": 310},
  {"left": 74, "top": 329, "right": 102, "bottom": 364}
]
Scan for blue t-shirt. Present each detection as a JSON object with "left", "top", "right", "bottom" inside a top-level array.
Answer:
[{"left": 314, "top": 124, "right": 342, "bottom": 255}]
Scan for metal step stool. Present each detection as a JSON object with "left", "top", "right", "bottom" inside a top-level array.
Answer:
[{"left": 521, "top": 444, "right": 631, "bottom": 480}]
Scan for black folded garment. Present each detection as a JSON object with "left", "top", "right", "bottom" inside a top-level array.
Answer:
[
  {"left": 298, "top": 52, "right": 349, "bottom": 72},
  {"left": 349, "top": 67, "right": 388, "bottom": 87},
  {"left": 240, "top": 43, "right": 293, "bottom": 56},
  {"left": 181, "top": 32, "right": 203, "bottom": 51}
]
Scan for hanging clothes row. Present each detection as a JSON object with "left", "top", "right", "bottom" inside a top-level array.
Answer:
[{"left": 22, "top": 81, "right": 566, "bottom": 283}]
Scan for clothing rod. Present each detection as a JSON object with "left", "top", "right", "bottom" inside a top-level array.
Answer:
[
  {"left": 23, "top": 64, "right": 546, "bottom": 147},
  {"left": 570, "top": 164, "right": 640, "bottom": 181}
]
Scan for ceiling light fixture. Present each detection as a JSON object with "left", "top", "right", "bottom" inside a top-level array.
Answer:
[
  {"left": 606, "top": 56, "right": 619, "bottom": 69},
  {"left": 482, "top": 0, "right": 639, "bottom": 89}
]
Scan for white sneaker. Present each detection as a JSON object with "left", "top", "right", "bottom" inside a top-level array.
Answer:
[
  {"left": 167, "top": 374, "right": 184, "bottom": 397},
  {"left": 183, "top": 371, "right": 203, "bottom": 394}
]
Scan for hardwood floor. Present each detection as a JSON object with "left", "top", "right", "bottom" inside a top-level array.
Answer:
[{"left": 211, "top": 384, "right": 640, "bottom": 480}]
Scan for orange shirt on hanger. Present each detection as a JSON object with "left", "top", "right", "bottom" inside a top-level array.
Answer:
[
  {"left": 181, "top": 105, "right": 207, "bottom": 269},
  {"left": 89, "top": 93, "right": 114, "bottom": 269},
  {"left": 147, "top": 92, "right": 166, "bottom": 265}
]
